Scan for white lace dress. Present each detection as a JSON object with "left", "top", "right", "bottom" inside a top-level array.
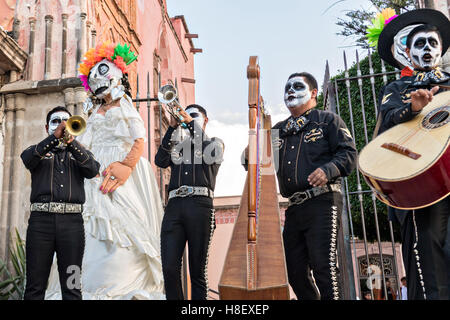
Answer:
[{"left": 46, "top": 96, "right": 165, "bottom": 300}]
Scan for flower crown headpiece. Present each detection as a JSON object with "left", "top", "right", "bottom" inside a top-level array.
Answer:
[
  {"left": 366, "top": 8, "right": 398, "bottom": 48},
  {"left": 78, "top": 41, "right": 138, "bottom": 92}
]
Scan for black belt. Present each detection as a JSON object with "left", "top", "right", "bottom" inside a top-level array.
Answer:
[
  {"left": 30, "top": 202, "right": 83, "bottom": 214},
  {"left": 288, "top": 184, "right": 341, "bottom": 207}
]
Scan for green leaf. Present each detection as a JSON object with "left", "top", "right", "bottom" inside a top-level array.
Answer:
[{"left": 0, "top": 277, "right": 20, "bottom": 289}]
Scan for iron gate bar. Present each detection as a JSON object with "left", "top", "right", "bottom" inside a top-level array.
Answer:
[
  {"left": 136, "top": 74, "right": 140, "bottom": 112},
  {"left": 334, "top": 76, "right": 360, "bottom": 299},
  {"left": 158, "top": 74, "right": 163, "bottom": 200},
  {"left": 368, "top": 49, "right": 402, "bottom": 298},
  {"left": 335, "top": 70, "right": 400, "bottom": 83},
  {"left": 368, "top": 50, "right": 380, "bottom": 116},
  {"left": 343, "top": 50, "right": 374, "bottom": 300},
  {"left": 147, "top": 72, "right": 151, "bottom": 162},
  {"left": 368, "top": 49, "right": 402, "bottom": 296},
  {"left": 327, "top": 49, "right": 406, "bottom": 300},
  {"left": 381, "top": 59, "right": 388, "bottom": 85},
  {"left": 133, "top": 98, "right": 159, "bottom": 102},
  {"left": 341, "top": 180, "right": 357, "bottom": 299},
  {"left": 356, "top": 50, "right": 389, "bottom": 300},
  {"left": 389, "top": 219, "right": 402, "bottom": 299},
  {"left": 325, "top": 63, "right": 356, "bottom": 300}
]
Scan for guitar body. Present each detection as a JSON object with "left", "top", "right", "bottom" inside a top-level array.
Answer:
[{"left": 358, "top": 91, "right": 450, "bottom": 210}]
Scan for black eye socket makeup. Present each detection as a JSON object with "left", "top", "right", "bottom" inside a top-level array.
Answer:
[
  {"left": 414, "top": 38, "right": 426, "bottom": 48},
  {"left": 293, "top": 82, "right": 305, "bottom": 90},
  {"left": 98, "top": 64, "right": 110, "bottom": 75},
  {"left": 190, "top": 112, "right": 200, "bottom": 118},
  {"left": 429, "top": 38, "right": 439, "bottom": 48}
]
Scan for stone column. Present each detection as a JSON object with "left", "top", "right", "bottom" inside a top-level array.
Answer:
[
  {"left": 74, "top": 87, "right": 87, "bottom": 115},
  {"left": 8, "top": 94, "right": 27, "bottom": 238},
  {"left": 27, "top": 17, "right": 37, "bottom": 80},
  {"left": 63, "top": 88, "right": 76, "bottom": 115},
  {"left": 86, "top": 21, "right": 92, "bottom": 51},
  {"left": 0, "top": 94, "right": 15, "bottom": 264},
  {"left": 61, "top": 14, "right": 69, "bottom": 78},
  {"left": 91, "top": 29, "right": 97, "bottom": 48},
  {"left": 76, "top": 13, "right": 87, "bottom": 76},
  {"left": 44, "top": 15, "right": 54, "bottom": 80}
]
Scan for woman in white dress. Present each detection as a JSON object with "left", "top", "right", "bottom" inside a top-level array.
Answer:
[{"left": 46, "top": 42, "right": 165, "bottom": 300}]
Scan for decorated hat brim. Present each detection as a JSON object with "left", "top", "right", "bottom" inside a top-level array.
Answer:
[{"left": 378, "top": 9, "right": 450, "bottom": 69}]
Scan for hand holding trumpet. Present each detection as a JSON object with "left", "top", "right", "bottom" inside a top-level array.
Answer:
[
  {"left": 53, "top": 121, "right": 75, "bottom": 144},
  {"left": 169, "top": 105, "right": 193, "bottom": 128}
]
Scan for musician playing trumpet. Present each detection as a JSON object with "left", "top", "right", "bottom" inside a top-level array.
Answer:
[
  {"left": 155, "top": 101, "right": 224, "bottom": 300},
  {"left": 20, "top": 106, "right": 100, "bottom": 299}
]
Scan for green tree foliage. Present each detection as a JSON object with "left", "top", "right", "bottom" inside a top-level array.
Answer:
[
  {"left": 335, "top": 0, "right": 417, "bottom": 48},
  {"left": 319, "top": 50, "right": 402, "bottom": 242}
]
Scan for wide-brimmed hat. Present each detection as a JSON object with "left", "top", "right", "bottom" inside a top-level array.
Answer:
[{"left": 377, "top": 9, "right": 450, "bottom": 69}]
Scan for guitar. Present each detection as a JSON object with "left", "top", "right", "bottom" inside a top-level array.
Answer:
[{"left": 358, "top": 90, "right": 450, "bottom": 210}]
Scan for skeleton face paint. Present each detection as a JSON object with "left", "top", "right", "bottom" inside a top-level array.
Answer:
[
  {"left": 284, "top": 77, "right": 311, "bottom": 109},
  {"left": 48, "top": 111, "right": 70, "bottom": 136},
  {"left": 88, "top": 59, "right": 123, "bottom": 99},
  {"left": 186, "top": 107, "right": 206, "bottom": 128},
  {"left": 393, "top": 24, "right": 421, "bottom": 69},
  {"left": 409, "top": 31, "right": 442, "bottom": 70}
]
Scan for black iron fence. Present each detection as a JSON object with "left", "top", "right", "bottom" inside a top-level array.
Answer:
[{"left": 323, "top": 48, "right": 404, "bottom": 300}]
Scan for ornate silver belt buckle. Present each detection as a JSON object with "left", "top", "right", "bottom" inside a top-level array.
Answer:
[
  {"left": 176, "top": 186, "right": 194, "bottom": 197},
  {"left": 289, "top": 191, "right": 308, "bottom": 206},
  {"left": 49, "top": 202, "right": 65, "bottom": 214}
]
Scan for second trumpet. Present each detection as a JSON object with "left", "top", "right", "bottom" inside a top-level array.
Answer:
[{"left": 158, "top": 84, "right": 187, "bottom": 128}]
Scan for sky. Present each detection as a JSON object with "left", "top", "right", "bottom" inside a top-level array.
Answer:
[{"left": 166, "top": 0, "right": 376, "bottom": 196}]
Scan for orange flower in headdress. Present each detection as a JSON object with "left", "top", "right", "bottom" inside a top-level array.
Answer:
[{"left": 78, "top": 42, "right": 138, "bottom": 91}]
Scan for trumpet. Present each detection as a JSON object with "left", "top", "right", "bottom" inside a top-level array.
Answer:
[
  {"left": 158, "top": 84, "right": 187, "bottom": 128},
  {"left": 66, "top": 116, "right": 87, "bottom": 136},
  {"left": 60, "top": 115, "right": 87, "bottom": 145}
]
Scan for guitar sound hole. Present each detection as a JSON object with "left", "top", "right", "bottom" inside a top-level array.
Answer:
[
  {"left": 422, "top": 106, "right": 450, "bottom": 129},
  {"left": 429, "top": 111, "right": 449, "bottom": 124}
]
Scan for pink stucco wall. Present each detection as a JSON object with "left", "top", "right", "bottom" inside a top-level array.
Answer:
[
  {"left": 0, "top": 0, "right": 14, "bottom": 31},
  {"left": 1, "top": 0, "right": 197, "bottom": 168},
  {"left": 134, "top": 1, "right": 196, "bottom": 167}
]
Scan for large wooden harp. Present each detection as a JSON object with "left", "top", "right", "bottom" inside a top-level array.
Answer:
[{"left": 218, "top": 56, "right": 290, "bottom": 299}]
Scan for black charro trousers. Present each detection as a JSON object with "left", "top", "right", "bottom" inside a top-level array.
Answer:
[
  {"left": 23, "top": 212, "right": 85, "bottom": 300},
  {"left": 160, "top": 196, "right": 216, "bottom": 300},
  {"left": 283, "top": 192, "right": 343, "bottom": 300},
  {"left": 401, "top": 196, "right": 450, "bottom": 300}
]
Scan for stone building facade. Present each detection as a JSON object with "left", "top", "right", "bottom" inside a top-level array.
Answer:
[{"left": 0, "top": 0, "right": 199, "bottom": 267}]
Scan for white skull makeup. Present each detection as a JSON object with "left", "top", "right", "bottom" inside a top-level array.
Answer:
[
  {"left": 393, "top": 24, "right": 421, "bottom": 69},
  {"left": 409, "top": 31, "right": 442, "bottom": 70},
  {"left": 88, "top": 59, "right": 123, "bottom": 99},
  {"left": 284, "top": 77, "right": 311, "bottom": 109},
  {"left": 48, "top": 111, "right": 70, "bottom": 136},
  {"left": 186, "top": 107, "right": 206, "bottom": 128}
]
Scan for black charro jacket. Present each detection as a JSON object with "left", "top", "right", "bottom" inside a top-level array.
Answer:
[
  {"left": 21, "top": 134, "right": 100, "bottom": 204},
  {"left": 272, "top": 108, "right": 357, "bottom": 198},
  {"left": 155, "top": 120, "right": 224, "bottom": 192}
]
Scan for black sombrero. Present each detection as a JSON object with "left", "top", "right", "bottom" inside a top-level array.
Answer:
[{"left": 378, "top": 9, "right": 450, "bottom": 69}]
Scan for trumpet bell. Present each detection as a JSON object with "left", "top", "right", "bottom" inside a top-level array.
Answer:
[
  {"left": 158, "top": 84, "right": 178, "bottom": 104},
  {"left": 66, "top": 115, "right": 87, "bottom": 136}
]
